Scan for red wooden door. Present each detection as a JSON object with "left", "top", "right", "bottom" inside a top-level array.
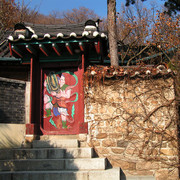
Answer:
[{"left": 40, "top": 67, "right": 84, "bottom": 135}]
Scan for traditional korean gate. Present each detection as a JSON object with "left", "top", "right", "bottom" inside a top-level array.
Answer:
[{"left": 40, "top": 66, "right": 85, "bottom": 135}]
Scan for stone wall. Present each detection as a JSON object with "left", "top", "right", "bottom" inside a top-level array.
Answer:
[
  {"left": 0, "top": 77, "right": 26, "bottom": 124},
  {"left": 85, "top": 77, "right": 179, "bottom": 180}
]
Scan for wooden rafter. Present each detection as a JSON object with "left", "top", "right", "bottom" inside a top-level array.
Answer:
[
  {"left": 11, "top": 45, "right": 23, "bottom": 58},
  {"left": 26, "top": 45, "right": 37, "bottom": 56},
  {"left": 39, "top": 44, "right": 48, "bottom": 56},
  {"left": 66, "top": 43, "right": 73, "bottom": 55},
  {"left": 79, "top": 42, "right": 84, "bottom": 52},
  {"left": 52, "top": 43, "right": 61, "bottom": 56}
]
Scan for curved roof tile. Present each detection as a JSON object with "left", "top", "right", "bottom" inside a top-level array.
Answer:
[{"left": 8, "top": 20, "right": 107, "bottom": 43}]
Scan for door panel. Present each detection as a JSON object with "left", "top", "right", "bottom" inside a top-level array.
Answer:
[{"left": 41, "top": 67, "right": 84, "bottom": 135}]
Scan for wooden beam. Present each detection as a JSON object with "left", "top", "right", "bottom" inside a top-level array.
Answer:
[
  {"left": 52, "top": 43, "right": 61, "bottom": 56},
  {"left": 26, "top": 45, "right": 37, "bottom": 56},
  {"left": 39, "top": 44, "right": 48, "bottom": 56},
  {"left": 94, "top": 41, "right": 101, "bottom": 54},
  {"left": 79, "top": 42, "right": 85, "bottom": 52},
  {"left": 66, "top": 43, "right": 73, "bottom": 55},
  {"left": 11, "top": 45, "right": 23, "bottom": 58}
]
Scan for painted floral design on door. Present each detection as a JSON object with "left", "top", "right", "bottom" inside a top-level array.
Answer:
[{"left": 43, "top": 70, "right": 79, "bottom": 132}]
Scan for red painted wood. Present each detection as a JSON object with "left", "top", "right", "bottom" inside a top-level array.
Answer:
[
  {"left": 40, "top": 47, "right": 48, "bottom": 56},
  {"left": 22, "top": 62, "right": 31, "bottom": 65},
  {"left": 52, "top": 46, "right": 61, "bottom": 56},
  {"left": 26, "top": 47, "right": 33, "bottom": 54},
  {"left": 41, "top": 65, "right": 85, "bottom": 135},
  {"left": 29, "top": 58, "right": 33, "bottom": 125},
  {"left": 95, "top": 41, "right": 101, "bottom": 54},
  {"left": 12, "top": 47, "right": 23, "bottom": 58},
  {"left": 79, "top": 43, "right": 84, "bottom": 52},
  {"left": 26, "top": 124, "right": 37, "bottom": 134},
  {"left": 26, "top": 58, "right": 34, "bottom": 135},
  {"left": 79, "top": 122, "right": 88, "bottom": 134},
  {"left": 9, "top": 43, "right": 12, "bottom": 56},
  {"left": 66, "top": 45, "right": 73, "bottom": 55}
]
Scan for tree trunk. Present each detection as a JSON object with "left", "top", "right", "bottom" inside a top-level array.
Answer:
[{"left": 107, "top": 0, "right": 119, "bottom": 67}]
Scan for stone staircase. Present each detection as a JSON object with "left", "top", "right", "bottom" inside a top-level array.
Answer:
[{"left": 0, "top": 138, "right": 120, "bottom": 180}]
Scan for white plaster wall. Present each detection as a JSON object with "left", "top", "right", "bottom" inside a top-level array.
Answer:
[
  {"left": 0, "top": 124, "right": 25, "bottom": 149},
  {"left": 25, "top": 81, "right": 30, "bottom": 124}
]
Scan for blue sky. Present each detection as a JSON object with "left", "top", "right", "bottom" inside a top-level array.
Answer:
[{"left": 16, "top": 0, "right": 164, "bottom": 18}]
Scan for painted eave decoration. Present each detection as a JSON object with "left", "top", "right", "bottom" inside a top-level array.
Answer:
[{"left": 7, "top": 20, "right": 108, "bottom": 62}]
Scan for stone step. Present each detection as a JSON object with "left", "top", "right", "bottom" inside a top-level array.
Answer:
[
  {"left": 0, "top": 158, "right": 107, "bottom": 171},
  {"left": 88, "top": 168, "right": 121, "bottom": 180},
  {"left": 0, "top": 168, "right": 120, "bottom": 180},
  {"left": 39, "top": 135, "right": 80, "bottom": 140},
  {"left": 0, "top": 147, "right": 94, "bottom": 160},
  {"left": 33, "top": 139, "right": 79, "bottom": 148}
]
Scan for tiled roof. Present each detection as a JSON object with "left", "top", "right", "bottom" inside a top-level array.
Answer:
[
  {"left": 7, "top": 20, "right": 107, "bottom": 42},
  {"left": 0, "top": 31, "right": 14, "bottom": 58},
  {"left": 85, "top": 64, "right": 173, "bottom": 79},
  {"left": 0, "top": 20, "right": 107, "bottom": 59}
]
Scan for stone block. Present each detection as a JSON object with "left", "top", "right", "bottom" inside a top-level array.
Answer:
[
  {"left": 89, "top": 168, "right": 120, "bottom": 180},
  {"left": 92, "top": 140, "right": 100, "bottom": 146},
  {"left": 107, "top": 106, "right": 116, "bottom": 114},
  {"left": 160, "top": 149, "right": 177, "bottom": 156},
  {"left": 111, "top": 148, "right": 124, "bottom": 154},
  {"left": 96, "top": 147, "right": 109, "bottom": 155},
  {"left": 65, "top": 148, "right": 94, "bottom": 158},
  {"left": 0, "top": 171, "right": 89, "bottom": 180},
  {"left": 109, "top": 133, "right": 122, "bottom": 138},
  {"left": 125, "top": 175, "right": 155, "bottom": 180},
  {"left": 117, "top": 140, "right": 128, "bottom": 148},
  {"left": 123, "top": 170, "right": 154, "bottom": 176},
  {"left": 65, "top": 158, "right": 107, "bottom": 170},
  {"left": 136, "top": 161, "right": 159, "bottom": 170},
  {"left": 0, "top": 159, "right": 65, "bottom": 171},
  {"left": 111, "top": 158, "right": 136, "bottom": 170},
  {"left": 96, "top": 133, "right": 107, "bottom": 139},
  {"left": 78, "top": 134, "right": 87, "bottom": 141},
  {"left": 102, "top": 139, "right": 116, "bottom": 147},
  {"left": 155, "top": 168, "right": 179, "bottom": 180},
  {"left": 99, "top": 106, "right": 108, "bottom": 114},
  {"left": 33, "top": 139, "right": 78, "bottom": 148}
]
